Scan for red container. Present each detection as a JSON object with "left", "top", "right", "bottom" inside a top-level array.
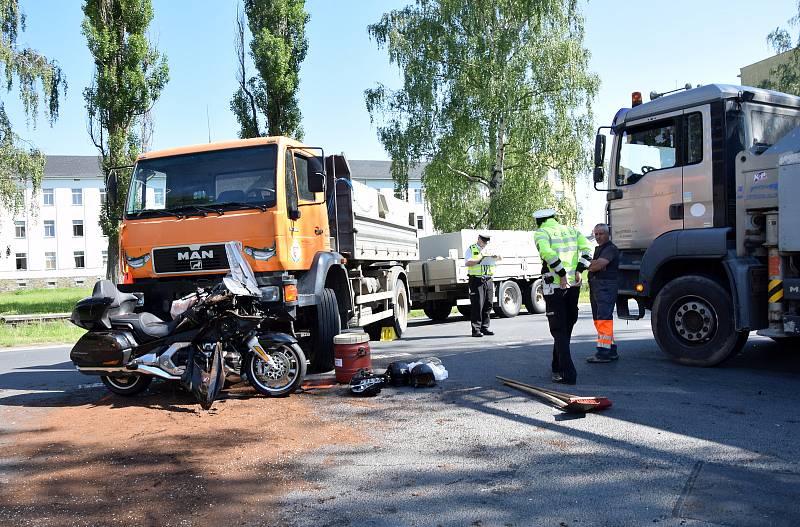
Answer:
[{"left": 333, "top": 332, "right": 371, "bottom": 383}]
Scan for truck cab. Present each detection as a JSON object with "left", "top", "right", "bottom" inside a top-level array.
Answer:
[
  {"left": 115, "top": 136, "right": 416, "bottom": 372},
  {"left": 594, "top": 84, "right": 800, "bottom": 365}
]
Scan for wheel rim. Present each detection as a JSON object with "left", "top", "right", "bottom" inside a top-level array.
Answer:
[
  {"left": 670, "top": 296, "right": 718, "bottom": 344},
  {"left": 395, "top": 287, "right": 408, "bottom": 331},
  {"left": 503, "top": 284, "right": 520, "bottom": 310},
  {"left": 105, "top": 375, "right": 141, "bottom": 390},
  {"left": 250, "top": 345, "right": 300, "bottom": 393},
  {"left": 534, "top": 284, "right": 544, "bottom": 305}
]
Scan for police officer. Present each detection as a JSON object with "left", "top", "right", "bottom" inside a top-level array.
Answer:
[
  {"left": 533, "top": 209, "right": 592, "bottom": 385},
  {"left": 586, "top": 223, "right": 620, "bottom": 363},
  {"left": 465, "top": 233, "right": 497, "bottom": 337}
]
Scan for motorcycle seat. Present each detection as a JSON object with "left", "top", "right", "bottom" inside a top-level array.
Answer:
[
  {"left": 93, "top": 280, "right": 139, "bottom": 309},
  {"left": 110, "top": 312, "right": 180, "bottom": 342}
]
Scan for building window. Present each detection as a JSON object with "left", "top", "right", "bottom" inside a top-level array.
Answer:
[
  {"left": 101, "top": 250, "right": 108, "bottom": 266},
  {"left": 14, "top": 220, "right": 26, "bottom": 238},
  {"left": 15, "top": 253, "right": 27, "bottom": 270},
  {"left": 44, "top": 220, "right": 55, "bottom": 238},
  {"left": 72, "top": 188, "right": 83, "bottom": 205},
  {"left": 46, "top": 279, "right": 57, "bottom": 288},
  {"left": 16, "top": 280, "right": 27, "bottom": 289},
  {"left": 45, "top": 252, "right": 57, "bottom": 270},
  {"left": 74, "top": 278, "right": 85, "bottom": 287},
  {"left": 72, "top": 220, "right": 84, "bottom": 237},
  {"left": 416, "top": 215, "right": 424, "bottom": 230},
  {"left": 43, "top": 188, "right": 54, "bottom": 206},
  {"left": 154, "top": 187, "right": 164, "bottom": 206},
  {"left": 414, "top": 188, "right": 423, "bottom": 204},
  {"left": 74, "top": 251, "right": 85, "bottom": 268},
  {"left": 100, "top": 187, "right": 106, "bottom": 205}
]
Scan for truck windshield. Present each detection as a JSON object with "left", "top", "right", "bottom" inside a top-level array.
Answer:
[{"left": 125, "top": 144, "right": 278, "bottom": 218}]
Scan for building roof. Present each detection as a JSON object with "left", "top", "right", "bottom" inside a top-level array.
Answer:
[
  {"left": 349, "top": 159, "right": 425, "bottom": 181},
  {"left": 44, "top": 156, "right": 104, "bottom": 179}
]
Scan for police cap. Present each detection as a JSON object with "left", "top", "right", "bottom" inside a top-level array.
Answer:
[
  {"left": 532, "top": 208, "right": 556, "bottom": 220},
  {"left": 477, "top": 232, "right": 491, "bottom": 241}
]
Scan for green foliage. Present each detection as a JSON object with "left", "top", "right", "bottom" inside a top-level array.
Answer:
[
  {"left": 0, "top": 287, "right": 91, "bottom": 315},
  {"left": 761, "top": 2, "right": 800, "bottom": 95},
  {"left": 0, "top": 0, "right": 66, "bottom": 214},
  {"left": 82, "top": 0, "right": 169, "bottom": 279},
  {"left": 231, "top": 0, "right": 309, "bottom": 139},
  {"left": 366, "top": 0, "right": 598, "bottom": 231}
]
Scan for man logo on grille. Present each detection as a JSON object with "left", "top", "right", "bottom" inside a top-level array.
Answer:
[{"left": 190, "top": 260, "right": 202, "bottom": 270}]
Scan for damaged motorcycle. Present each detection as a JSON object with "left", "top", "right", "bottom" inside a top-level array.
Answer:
[{"left": 69, "top": 242, "right": 306, "bottom": 409}]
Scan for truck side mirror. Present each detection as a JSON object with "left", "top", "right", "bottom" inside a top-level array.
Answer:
[
  {"left": 593, "top": 166, "right": 605, "bottom": 184},
  {"left": 106, "top": 171, "right": 118, "bottom": 209},
  {"left": 308, "top": 171, "right": 325, "bottom": 193},
  {"left": 594, "top": 134, "right": 606, "bottom": 168}
]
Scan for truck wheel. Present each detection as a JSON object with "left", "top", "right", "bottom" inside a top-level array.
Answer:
[
  {"left": 652, "top": 275, "right": 747, "bottom": 366},
  {"left": 309, "top": 288, "right": 340, "bottom": 373},
  {"left": 101, "top": 374, "right": 152, "bottom": 396},
  {"left": 494, "top": 280, "right": 522, "bottom": 318},
  {"left": 456, "top": 305, "right": 471, "bottom": 318},
  {"left": 390, "top": 279, "right": 409, "bottom": 337},
  {"left": 523, "top": 279, "right": 546, "bottom": 314},
  {"left": 423, "top": 300, "right": 453, "bottom": 321}
]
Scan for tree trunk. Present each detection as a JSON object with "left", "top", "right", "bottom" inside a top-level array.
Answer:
[
  {"left": 106, "top": 232, "right": 120, "bottom": 283},
  {"left": 487, "top": 116, "right": 506, "bottom": 229}
]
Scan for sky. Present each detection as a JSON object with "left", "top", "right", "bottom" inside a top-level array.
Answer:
[{"left": 4, "top": 0, "right": 798, "bottom": 231}]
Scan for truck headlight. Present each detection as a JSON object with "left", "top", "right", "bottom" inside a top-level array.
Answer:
[
  {"left": 125, "top": 253, "right": 151, "bottom": 269},
  {"left": 260, "top": 286, "right": 281, "bottom": 302},
  {"left": 244, "top": 244, "right": 276, "bottom": 261}
]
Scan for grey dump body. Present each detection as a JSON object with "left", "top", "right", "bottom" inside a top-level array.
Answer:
[{"left": 597, "top": 83, "right": 800, "bottom": 364}]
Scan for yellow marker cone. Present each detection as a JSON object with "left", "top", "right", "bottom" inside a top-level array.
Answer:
[{"left": 380, "top": 326, "right": 397, "bottom": 341}]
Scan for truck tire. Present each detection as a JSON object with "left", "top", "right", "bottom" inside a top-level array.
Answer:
[
  {"left": 423, "top": 300, "right": 453, "bottom": 321},
  {"left": 309, "top": 288, "right": 340, "bottom": 373},
  {"left": 390, "top": 279, "right": 409, "bottom": 337},
  {"left": 652, "top": 275, "right": 748, "bottom": 366},
  {"left": 456, "top": 304, "right": 471, "bottom": 318},
  {"left": 523, "top": 279, "right": 546, "bottom": 314},
  {"left": 494, "top": 280, "right": 522, "bottom": 318}
]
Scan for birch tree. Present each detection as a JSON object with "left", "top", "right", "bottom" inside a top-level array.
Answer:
[
  {"left": 365, "top": 0, "right": 599, "bottom": 231},
  {"left": 761, "top": 2, "right": 800, "bottom": 95},
  {"left": 0, "top": 0, "right": 66, "bottom": 213}
]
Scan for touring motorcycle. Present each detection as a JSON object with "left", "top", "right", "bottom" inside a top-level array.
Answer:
[{"left": 69, "top": 242, "right": 306, "bottom": 409}]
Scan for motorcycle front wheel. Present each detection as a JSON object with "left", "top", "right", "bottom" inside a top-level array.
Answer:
[
  {"left": 101, "top": 374, "right": 152, "bottom": 396},
  {"left": 245, "top": 342, "right": 307, "bottom": 397}
]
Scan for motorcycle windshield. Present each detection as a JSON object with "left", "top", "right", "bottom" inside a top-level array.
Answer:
[{"left": 223, "top": 241, "right": 261, "bottom": 297}]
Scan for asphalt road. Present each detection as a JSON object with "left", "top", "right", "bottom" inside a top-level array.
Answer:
[{"left": 2, "top": 307, "right": 800, "bottom": 526}]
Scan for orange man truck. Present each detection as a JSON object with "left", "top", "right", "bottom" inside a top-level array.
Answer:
[{"left": 112, "top": 136, "right": 417, "bottom": 372}]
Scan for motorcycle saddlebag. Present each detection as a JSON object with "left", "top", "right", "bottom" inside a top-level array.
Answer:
[{"left": 70, "top": 331, "right": 134, "bottom": 369}]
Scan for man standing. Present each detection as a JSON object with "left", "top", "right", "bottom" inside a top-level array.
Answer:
[
  {"left": 586, "top": 223, "right": 620, "bottom": 363},
  {"left": 533, "top": 209, "right": 592, "bottom": 385},
  {"left": 465, "top": 233, "right": 496, "bottom": 337}
]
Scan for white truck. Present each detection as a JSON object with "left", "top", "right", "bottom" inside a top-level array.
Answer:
[{"left": 408, "top": 230, "right": 545, "bottom": 321}]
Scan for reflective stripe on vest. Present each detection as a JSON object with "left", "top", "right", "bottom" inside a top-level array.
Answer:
[{"left": 467, "top": 244, "right": 495, "bottom": 276}]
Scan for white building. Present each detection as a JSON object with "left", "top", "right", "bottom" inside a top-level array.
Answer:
[
  {"left": 0, "top": 156, "right": 107, "bottom": 291},
  {"left": 0, "top": 156, "right": 434, "bottom": 291}
]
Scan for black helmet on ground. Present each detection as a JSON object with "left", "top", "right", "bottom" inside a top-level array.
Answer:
[
  {"left": 410, "top": 363, "right": 437, "bottom": 388},
  {"left": 349, "top": 369, "right": 385, "bottom": 396},
  {"left": 384, "top": 361, "right": 411, "bottom": 386}
]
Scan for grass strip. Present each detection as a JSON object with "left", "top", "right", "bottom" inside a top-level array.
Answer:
[
  {"left": 0, "top": 320, "right": 86, "bottom": 347},
  {"left": 0, "top": 288, "right": 92, "bottom": 315}
]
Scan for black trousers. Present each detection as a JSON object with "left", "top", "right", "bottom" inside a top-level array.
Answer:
[
  {"left": 545, "top": 286, "right": 580, "bottom": 382},
  {"left": 469, "top": 276, "right": 493, "bottom": 333}
]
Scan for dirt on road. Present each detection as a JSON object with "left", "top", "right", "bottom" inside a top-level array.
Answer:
[{"left": 0, "top": 383, "right": 362, "bottom": 527}]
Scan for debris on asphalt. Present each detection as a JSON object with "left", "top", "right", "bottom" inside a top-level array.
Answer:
[{"left": 496, "top": 375, "right": 612, "bottom": 414}]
